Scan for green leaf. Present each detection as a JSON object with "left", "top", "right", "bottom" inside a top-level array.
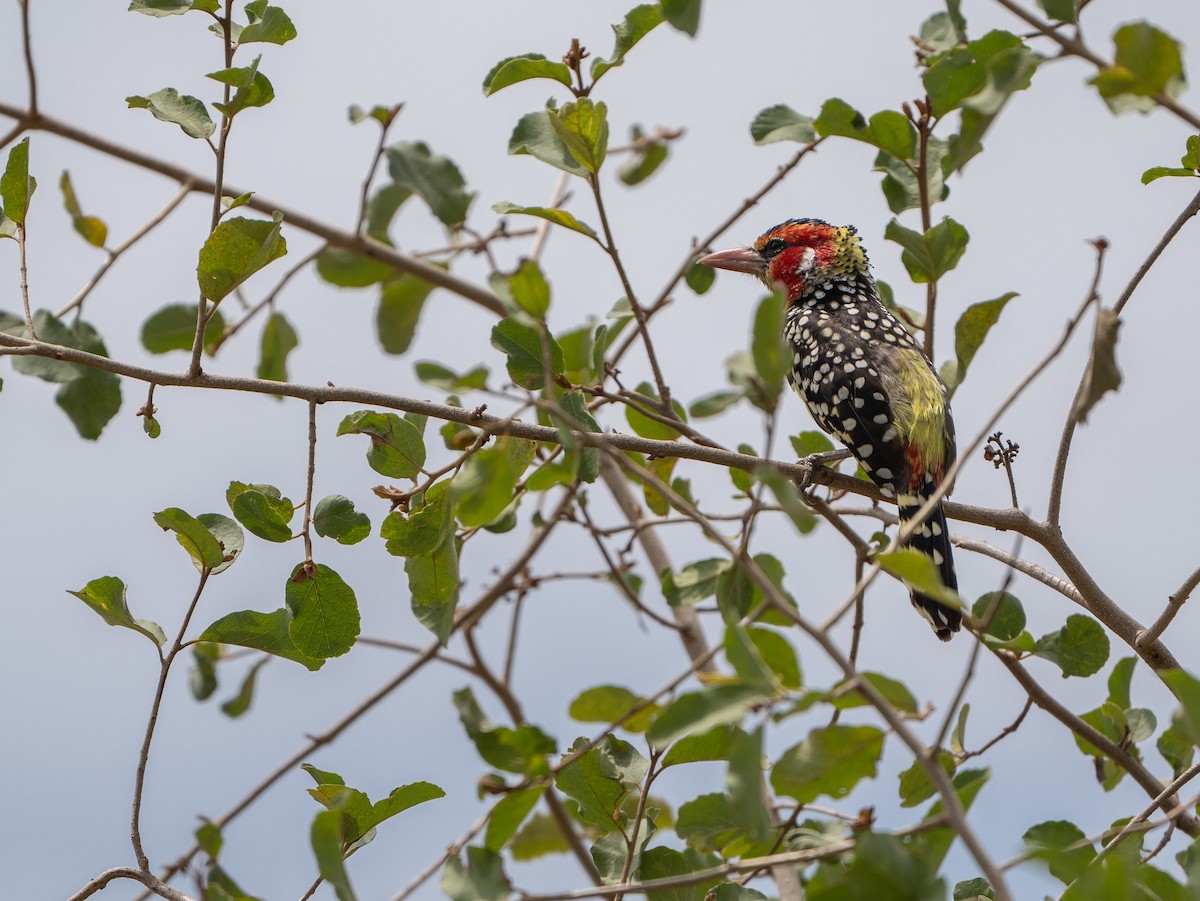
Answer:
[
  {"left": 141, "top": 303, "right": 224, "bottom": 354},
  {"left": 661, "top": 0, "right": 700, "bottom": 36},
  {"left": 53, "top": 347, "right": 123, "bottom": 440},
  {"left": 1034, "top": 614, "right": 1110, "bottom": 677},
  {"left": 662, "top": 558, "right": 730, "bottom": 607},
  {"left": 506, "top": 258, "right": 551, "bottom": 319},
  {"left": 0, "top": 138, "right": 34, "bottom": 226},
  {"left": 624, "top": 382, "right": 685, "bottom": 440},
  {"left": 337, "top": 410, "right": 426, "bottom": 479},
  {"left": 947, "top": 292, "right": 1016, "bottom": 394},
  {"left": 1090, "top": 22, "right": 1187, "bottom": 114},
  {"left": 746, "top": 627, "right": 801, "bottom": 689},
  {"left": 129, "top": 0, "right": 219, "bottom": 14},
  {"left": 814, "top": 100, "right": 916, "bottom": 159},
  {"left": 406, "top": 538, "right": 460, "bottom": 644},
  {"left": 676, "top": 794, "right": 761, "bottom": 858},
  {"left": 591, "top": 5, "right": 665, "bottom": 80},
  {"left": 198, "top": 513, "right": 244, "bottom": 575},
  {"left": 555, "top": 735, "right": 647, "bottom": 832},
  {"left": 510, "top": 812, "right": 570, "bottom": 861},
  {"left": 688, "top": 389, "right": 740, "bottom": 418},
  {"left": 754, "top": 465, "right": 818, "bottom": 534},
  {"left": 492, "top": 201, "right": 597, "bottom": 241},
  {"left": 386, "top": 142, "right": 473, "bottom": 226},
  {"left": 569, "top": 685, "right": 660, "bottom": 734},
  {"left": 316, "top": 247, "right": 394, "bottom": 288},
  {"left": 750, "top": 104, "right": 816, "bottom": 144},
  {"left": 831, "top": 671, "right": 919, "bottom": 714},
  {"left": 809, "top": 832, "right": 944, "bottom": 899},
  {"left": 1070, "top": 308, "right": 1122, "bottom": 424},
  {"left": 154, "top": 507, "right": 225, "bottom": 570},
  {"left": 953, "top": 877, "right": 995, "bottom": 901},
  {"left": 226, "top": 481, "right": 294, "bottom": 542},
  {"left": 724, "top": 624, "right": 778, "bottom": 693},
  {"left": 442, "top": 847, "right": 511, "bottom": 901},
  {"left": 285, "top": 563, "right": 360, "bottom": 659},
  {"left": 257, "top": 310, "right": 297, "bottom": 385},
  {"left": 771, "top": 724, "right": 885, "bottom": 804},
  {"left": 789, "top": 432, "right": 835, "bottom": 462},
  {"left": 313, "top": 495, "right": 370, "bottom": 545},
  {"left": 1038, "top": 0, "right": 1077, "bottom": 23},
  {"left": 238, "top": 1, "right": 296, "bottom": 45},
  {"left": 640, "top": 847, "right": 721, "bottom": 901},
  {"left": 127, "top": 89, "right": 215, "bottom": 139},
  {"left": 509, "top": 109, "right": 588, "bottom": 177},
  {"left": 971, "top": 591, "right": 1025, "bottom": 641},
  {"left": 647, "top": 683, "right": 770, "bottom": 748},
  {"left": 549, "top": 99, "right": 609, "bottom": 175},
  {"left": 199, "top": 608, "right": 323, "bottom": 670},
  {"left": 67, "top": 576, "right": 166, "bottom": 648},
  {"left": 884, "top": 217, "right": 969, "bottom": 284},
  {"left": 490, "top": 316, "right": 564, "bottom": 389},
  {"left": 220, "top": 658, "right": 267, "bottom": 718},
  {"left": 376, "top": 273, "right": 434, "bottom": 354},
  {"left": 59, "top": 171, "right": 107, "bottom": 247},
  {"left": 1142, "top": 136, "right": 1200, "bottom": 184},
  {"left": 198, "top": 213, "right": 286, "bottom": 303},
  {"left": 875, "top": 139, "right": 951, "bottom": 214},
  {"left": 876, "top": 547, "right": 963, "bottom": 609},
  {"left": 750, "top": 291, "right": 787, "bottom": 406},
  {"left": 592, "top": 820, "right": 654, "bottom": 883},
  {"left": 1161, "top": 669, "right": 1200, "bottom": 745},
  {"left": 209, "top": 58, "right": 275, "bottom": 117},
  {"left": 450, "top": 442, "right": 523, "bottom": 528},
  {"left": 311, "top": 808, "right": 355, "bottom": 901},
  {"left": 1107, "top": 656, "right": 1136, "bottom": 710},
  {"left": 381, "top": 482, "right": 453, "bottom": 557},
  {"left": 484, "top": 786, "right": 546, "bottom": 852},
  {"left": 1023, "top": 820, "right": 1095, "bottom": 884},
  {"left": 618, "top": 125, "right": 669, "bottom": 186},
  {"left": 898, "top": 749, "right": 956, "bottom": 808},
  {"left": 414, "top": 361, "right": 489, "bottom": 393},
  {"left": 483, "top": 54, "right": 572, "bottom": 95},
  {"left": 684, "top": 259, "right": 716, "bottom": 295},
  {"left": 661, "top": 725, "right": 741, "bottom": 768}
]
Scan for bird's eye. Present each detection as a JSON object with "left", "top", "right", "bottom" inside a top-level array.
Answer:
[{"left": 761, "top": 238, "right": 788, "bottom": 258}]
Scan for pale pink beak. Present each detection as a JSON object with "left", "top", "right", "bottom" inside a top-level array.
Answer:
[{"left": 698, "top": 246, "right": 766, "bottom": 276}]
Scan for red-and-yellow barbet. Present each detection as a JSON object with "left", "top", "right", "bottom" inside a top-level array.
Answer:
[{"left": 700, "top": 218, "right": 961, "bottom": 640}]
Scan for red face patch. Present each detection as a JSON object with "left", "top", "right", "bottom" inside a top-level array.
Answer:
[{"left": 754, "top": 222, "right": 839, "bottom": 302}]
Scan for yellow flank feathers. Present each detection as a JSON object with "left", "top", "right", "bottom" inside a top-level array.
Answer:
[{"left": 891, "top": 347, "right": 948, "bottom": 469}]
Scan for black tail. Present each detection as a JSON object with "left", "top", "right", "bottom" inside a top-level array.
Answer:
[{"left": 899, "top": 497, "right": 961, "bottom": 641}]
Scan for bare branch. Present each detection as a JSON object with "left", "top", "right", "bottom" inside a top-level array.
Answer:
[
  {"left": 67, "top": 867, "right": 196, "bottom": 901},
  {"left": 1137, "top": 562, "right": 1200, "bottom": 650}
]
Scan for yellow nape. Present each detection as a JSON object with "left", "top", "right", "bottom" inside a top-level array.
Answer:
[{"left": 830, "top": 226, "right": 869, "bottom": 279}]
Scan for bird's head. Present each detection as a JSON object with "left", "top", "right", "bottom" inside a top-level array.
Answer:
[{"left": 699, "top": 218, "right": 870, "bottom": 303}]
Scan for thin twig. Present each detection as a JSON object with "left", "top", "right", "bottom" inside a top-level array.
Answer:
[
  {"left": 1114, "top": 187, "right": 1200, "bottom": 316},
  {"left": 66, "top": 866, "right": 196, "bottom": 901},
  {"left": 958, "top": 697, "right": 1033, "bottom": 762},
  {"left": 1091, "top": 760, "right": 1200, "bottom": 865},
  {"left": 302, "top": 400, "right": 317, "bottom": 563},
  {"left": 132, "top": 568, "right": 212, "bottom": 871},
  {"left": 18, "top": 0, "right": 36, "bottom": 115},
  {"left": 1137, "top": 563, "right": 1200, "bottom": 650},
  {"left": 17, "top": 222, "right": 34, "bottom": 337},
  {"left": 56, "top": 181, "right": 194, "bottom": 319}
]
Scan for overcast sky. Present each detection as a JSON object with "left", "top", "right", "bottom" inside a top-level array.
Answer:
[{"left": 3, "top": 2, "right": 1200, "bottom": 900}]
